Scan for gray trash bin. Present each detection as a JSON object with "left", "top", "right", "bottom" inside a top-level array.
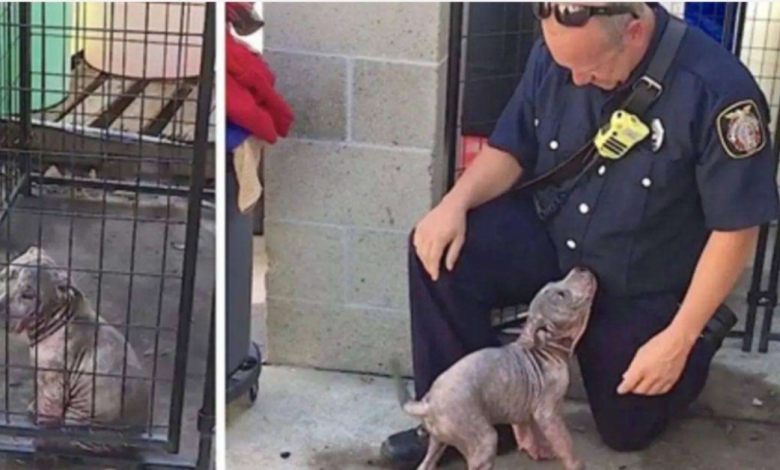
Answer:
[{"left": 226, "top": 157, "right": 261, "bottom": 404}]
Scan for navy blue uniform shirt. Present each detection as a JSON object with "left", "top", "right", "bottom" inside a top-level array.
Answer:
[{"left": 489, "top": 4, "right": 780, "bottom": 297}]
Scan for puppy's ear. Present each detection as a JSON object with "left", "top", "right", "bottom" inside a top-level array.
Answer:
[{"left": 24, "top": 246, "right": 40, "bottom": 258}]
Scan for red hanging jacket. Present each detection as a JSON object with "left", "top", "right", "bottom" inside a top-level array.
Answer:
[{"left": 226, "top": 28, "right": 294, "bottom": 144}]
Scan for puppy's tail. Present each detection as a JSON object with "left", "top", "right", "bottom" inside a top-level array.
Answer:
[
  {"left": 390, "top": 357, "right": 412, "bottom": 406},
  {"left": 390, "top": 356, "right": 428, "bottom": 417}
]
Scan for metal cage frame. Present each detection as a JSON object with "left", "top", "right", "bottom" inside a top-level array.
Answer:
[{"left": 0, "top": 2, "right": 216, "bottom": 468}]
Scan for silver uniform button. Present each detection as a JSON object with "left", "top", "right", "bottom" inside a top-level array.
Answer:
[
  {"left": 549, "top": 140, "right": 559, "bottom": 150},
  {"left": 579, "top": 203, "right": 589, "bottom": 214},
  {"left": 534, "top": 118, "right": 539, "bottom": 127},
  {"left": 566, "top": 239, "right": 577, "bottom": 249},
  {"left": 642, "top": 177, "right": 652, "bottom": 187},
  {"left": 598, "top": 165, "right": 606, "bottom": 176}
]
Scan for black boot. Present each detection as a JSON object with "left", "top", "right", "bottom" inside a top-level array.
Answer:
[{"left": 380, "top": 424, "right": 517, "bottom": 468}]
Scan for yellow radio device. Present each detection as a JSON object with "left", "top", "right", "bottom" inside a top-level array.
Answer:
[{"left": 594, "top": 110, "right": 651, "bottom": 160}]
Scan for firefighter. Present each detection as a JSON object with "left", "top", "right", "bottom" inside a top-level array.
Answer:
[{"left": 381, "top": 2, "right": 780, "bottom": 467}]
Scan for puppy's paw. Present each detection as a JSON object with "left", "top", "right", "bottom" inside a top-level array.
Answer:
[{"left": 513, "top": 423, "right": 556, "bottom": 461}]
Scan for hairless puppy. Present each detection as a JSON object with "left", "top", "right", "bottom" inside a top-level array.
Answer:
[
  {"left": 0, "top": 246, "right": 150, "bottom": 456},
  {"left": 393, "top": 266, "right": 597, "bottom": 470}
]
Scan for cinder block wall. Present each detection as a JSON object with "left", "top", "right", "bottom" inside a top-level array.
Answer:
[{"left": 261, "top": 3, "right": 451, "bottom": 375}]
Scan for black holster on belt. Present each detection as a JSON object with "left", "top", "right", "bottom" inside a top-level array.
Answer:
[
  {"left": 533, "top": 186, "right": 568, "bottom": 221},
  {"left": 524, "top": 141, "right": 600, "bottom": 221}
]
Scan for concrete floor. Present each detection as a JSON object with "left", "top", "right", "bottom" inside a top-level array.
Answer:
[
  {"left": 228, "top": 233, "right": 780, "bottom": 469},
  {"left": 228, "top": 362, "right": 780, "bottom": 470},
  {"left": 0, "top": 188, "right": 215, "bottom": 469}
]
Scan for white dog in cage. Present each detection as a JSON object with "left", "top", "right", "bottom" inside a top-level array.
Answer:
[{"left": 0, "top": 246, "right": 151, "bottom": 455}]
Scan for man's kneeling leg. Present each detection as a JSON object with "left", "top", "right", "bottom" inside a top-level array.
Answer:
[
  {"left": 380, "top": 192, "right": 561, "bottom": 467},
  {"left": 576, "top": 292, "right": 728, "bottom": 452}
]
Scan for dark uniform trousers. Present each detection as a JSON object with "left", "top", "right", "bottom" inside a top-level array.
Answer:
[{"left": 409, "top": 190, "right": 717, "bottom": 452}]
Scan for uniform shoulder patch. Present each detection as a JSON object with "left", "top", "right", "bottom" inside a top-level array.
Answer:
[{"left": 716, "top": 99, "right": 766, "bottom": 159}]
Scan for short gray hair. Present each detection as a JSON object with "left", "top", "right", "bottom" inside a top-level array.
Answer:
[{"left": 598, "top": 2, "right": 651, "bottom": 44}]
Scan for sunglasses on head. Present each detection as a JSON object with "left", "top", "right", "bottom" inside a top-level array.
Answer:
[{"left": 532, "top": 2, "right": 639, "bottom": 27}]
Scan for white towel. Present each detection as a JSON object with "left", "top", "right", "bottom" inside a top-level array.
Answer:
[{"left": 233, "top": 136, "right": 263, "bottom": 213}]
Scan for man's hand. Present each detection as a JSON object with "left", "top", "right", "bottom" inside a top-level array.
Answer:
[
  {"left": 617, "top": 228, "right": 757, "bottom": 397},
  {"left": 412, "top": 144, "right": 525, "bottom": 281},
  {"left": 413, "top": 198, "right": 468, "bottom": 281},
  {"left": 617, "top": 326, "right": 696, "bottom": 396}
]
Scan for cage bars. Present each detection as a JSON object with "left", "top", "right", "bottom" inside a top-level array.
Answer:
[{"left": 0, "top": 2, "right": 216, "bottom": 468}]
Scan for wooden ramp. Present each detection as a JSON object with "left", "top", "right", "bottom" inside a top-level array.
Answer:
[
  {"left": 23, "top": 57, "right": 215, "bottom": 182},
  {"left": 37, "top": 57, "right": 215, "bottom": 144}
]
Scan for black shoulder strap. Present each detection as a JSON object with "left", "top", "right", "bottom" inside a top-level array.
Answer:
[
  {"left": 516, "top": 17, "right": 687, "bottom": 193},
  {"left": 623, "top": 16, "right": 687, "bottom": 117}
]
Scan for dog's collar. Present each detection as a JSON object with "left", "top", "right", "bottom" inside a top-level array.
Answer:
[{"left": 27, "top": 287, "right": 81, "bottom": 348}]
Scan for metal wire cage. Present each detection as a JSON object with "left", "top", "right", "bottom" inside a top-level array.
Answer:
[
  {"left": 445, "top": 2, "right": 780, "bottom": 352},
  {"left": 0, "top": 2, "right": 215, "bottom": 468}
]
